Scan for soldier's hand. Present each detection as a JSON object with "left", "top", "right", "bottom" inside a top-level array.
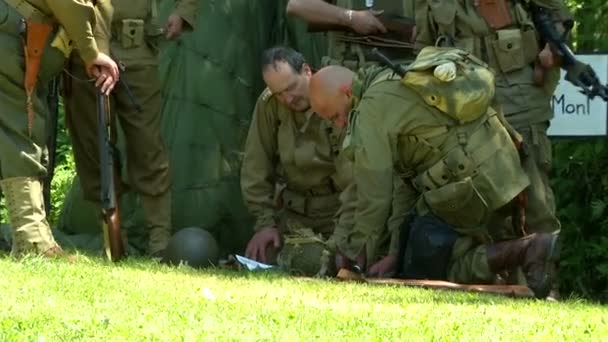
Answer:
[
  {"left": 245, "top": 227, "right": 282, "bottom": 264},
  {"left": 165, "top": 14, "right": 184, "bottom": 40},
  {"left": 349, "top": 10, "right": 387, "bottom": 35},
  {"left": 85, "top": 53, "right": 119, "bottom": 95},
  {"left": 91, "top": 68, "right": 117, "bottom": 96},
  {"left": 538, "top": 43, "right": 559, "bottom": 68},
  {"left": 367, "top": 254, "right": 397, "bottom": 278},
  {"left": 335, "top": 248, "right": 366, "bottom": 272},
  {"left": 335, "top": 250, "right": 351, "bottom": 270}
]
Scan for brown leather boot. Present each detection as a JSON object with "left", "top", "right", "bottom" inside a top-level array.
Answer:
[{"left": 486, "top": 233, "right": 560, "bottom": 299}]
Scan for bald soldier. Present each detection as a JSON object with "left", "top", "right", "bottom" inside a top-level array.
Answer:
[
  {"left": 308, "top": 47, "right": 560, "bottom": 298},
  {"left": 63, "top": 0, "right": 199, "bottom": 257},
  {"left": 0, "top": 0, "right": 118, "bottom": 258},
  {"left": 241, "top": 46, "right": 407, "bottom": 276}
]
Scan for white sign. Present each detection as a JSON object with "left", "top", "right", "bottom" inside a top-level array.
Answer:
[{"left": 548, "top": 54, "right": 608, "bottom": 136}]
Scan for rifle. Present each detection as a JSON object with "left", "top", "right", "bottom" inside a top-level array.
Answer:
[
  {"left": 531, "top": 5, "right": 608, "bottom": 102},
  {"left": 96, "top": 59, "right": 142, "bottom": 262},
  {"left": 307, "top": 12, "right": 416, "bottom": 45},
  {"left": 43, "top": 76, "right": 60, "bottom": 217},
  {"left": 96, "top": 88, "right": 124, "bottom": 262},
  {"left": 371, "top": 48, "right": 408, "bottom": 76},
  {"left": 335, "top": 269, "right": 535, "bottom": 298}
]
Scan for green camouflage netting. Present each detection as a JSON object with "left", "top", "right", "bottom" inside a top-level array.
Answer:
[{"left": 56, "top": 0, "right": 327, "bottom": 255}]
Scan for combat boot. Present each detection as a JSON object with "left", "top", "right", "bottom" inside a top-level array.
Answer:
[
  {"left": 141, "top": 190, "right": 172, "bottom": 257},
  {"left": 486, "top": 233, "right": 560, "bottom": 299},
  {"left": 0, "top": 177, "right": 63, "bottom": 257}
]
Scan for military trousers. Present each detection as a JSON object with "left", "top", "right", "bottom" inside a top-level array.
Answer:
[
  {"left": 514, "top": 122, "right": 560, "bottom": 234},
  {"left": 64, "top": 55, "right": 171, "bottom": 203},
  {"left": 418, "top": 208, "right": 510, "bottom": 284},
  {"left": 484, "top": 120, "right": 560, "bottom": 241},
  {"left": 447, "top": 236, "right": 493, "bottom": 283}
]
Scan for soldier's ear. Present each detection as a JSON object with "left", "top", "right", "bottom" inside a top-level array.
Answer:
[
  {"left": 302, "top": 63, "right": 312, "bottom": 77},
  {"left": 339, "top": 84, "right": 352, "bottom": 97}
]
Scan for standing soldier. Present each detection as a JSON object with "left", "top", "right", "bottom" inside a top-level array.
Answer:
[
  {"left": 63, "top": 0, "right": 199, "bottom": 258},
  {"left": 0, "top": 0, "right": 118, "bottom": 258},
  {"left": 286, "top": 0, "right": 416, "bottom": 70}
]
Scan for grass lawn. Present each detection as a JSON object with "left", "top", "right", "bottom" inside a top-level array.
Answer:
[{"left": 0, "top": 256, "right": 606, "bottom": 341}]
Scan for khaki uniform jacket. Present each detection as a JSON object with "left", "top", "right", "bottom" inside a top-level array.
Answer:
[
  {"left": 24, "top": 0, "right": 110, "bottom": 63},
  {"left": 241, "top": 88, "right": 346, "bottom": 232},
  {"left": 341, "top": 72, "right": 529, "bottom": 260},
  {"left": 242, "top": 88, "right": 410, "bottom": 261}
]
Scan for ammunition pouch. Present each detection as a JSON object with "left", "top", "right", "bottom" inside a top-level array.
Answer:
[
  {"left": 412, "top": 115, "right": 510, "bottom": 228},
  {"left": 114, "top": 19, "right": 145, "bottom": 49},
  {"left": 489, "top": 28, "right": 539, "bottom": 74},
  {"left": 397, "top": 213, "right": 458, "bottom": 280},
  {"left": 112, "top": 17, "right": 164, "bottom": 54},
  {"left": 418, "top": 176, "right": 490, "bottom": 229}
]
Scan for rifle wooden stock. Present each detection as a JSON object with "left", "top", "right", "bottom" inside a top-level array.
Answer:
[
  {"left": 335, "top": 269, "right": 534, "bottom": 298},
  {"left": 102, "top": 206, "right": 123, "bottom": 261},
  {"left": 96, "top": 90, "right": 125, "bottom": 262}
]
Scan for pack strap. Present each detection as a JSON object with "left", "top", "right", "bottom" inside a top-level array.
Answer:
[{"left": 412, "top": 113, "right": 508, "bottom": 192}]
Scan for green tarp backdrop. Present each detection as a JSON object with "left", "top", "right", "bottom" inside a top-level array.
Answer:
[{"left": 55, "top": 0, "right": 328, "bottom": 255}]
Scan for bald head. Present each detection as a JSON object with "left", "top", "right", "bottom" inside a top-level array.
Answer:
[{"left": 309, "top": 66, "right": 355, "bottom": 128}]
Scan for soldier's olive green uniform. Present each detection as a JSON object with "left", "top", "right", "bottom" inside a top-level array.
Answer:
[
  {"left": 342, "top": 51, "right": 531, "bottom": 282},
  {"left": 242, "top": 88, "right": 409, "bottom": 273},
  {"left": 325, "top": 0, "right": 416, "bottom": 69},
  {"left": 415, "top": 0, "right": 573, "bottom": 236},
  {"left": 332, "top": 174, "right": 410, "bottom": 266},
  {"left": 63, "top": 0, "right": 199, "bottom": 255},
  {"left": 0, "top": 0, "right": 110, "bottom": 256},
  {"left": 241, "top": 88, "right": 346, "bottom": 237}
]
